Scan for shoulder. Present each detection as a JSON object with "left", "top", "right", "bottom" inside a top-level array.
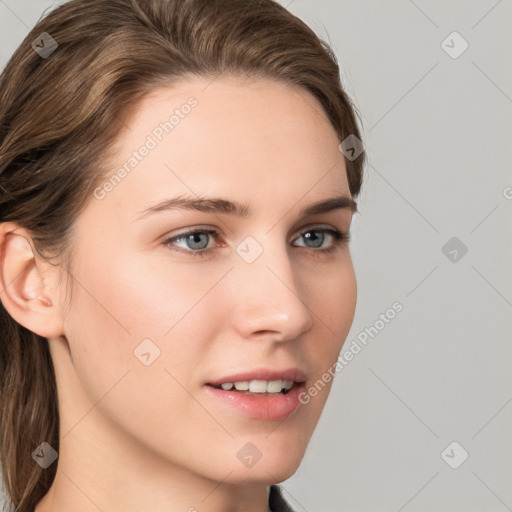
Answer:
[{"left": 269, "top": 484, "right": 296, "bottom": 512}]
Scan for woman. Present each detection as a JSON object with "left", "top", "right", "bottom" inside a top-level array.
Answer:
[{"left": 0, "top": 0, "right": 365, "bottom": 511}]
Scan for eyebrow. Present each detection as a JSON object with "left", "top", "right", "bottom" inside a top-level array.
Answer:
[{"left": 133, "top": 194, "right": 357, "bottom": 221}]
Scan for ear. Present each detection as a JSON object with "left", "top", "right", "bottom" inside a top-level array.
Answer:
[{"left": 0, "top": 222, "right": 65, "bottom": 338}]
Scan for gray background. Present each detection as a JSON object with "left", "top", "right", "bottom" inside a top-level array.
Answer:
[{"left": 1, "top": 1, "right": 511, "bottom": 511}]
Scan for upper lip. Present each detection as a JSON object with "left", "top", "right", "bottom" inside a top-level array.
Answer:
[{"left": 207, "top": 368, "right": 307, "bottom": 386}]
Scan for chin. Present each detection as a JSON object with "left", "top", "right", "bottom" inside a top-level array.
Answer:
[
  {"left": 226, "top": 456, "right": 303, "bottom": 486},
  {"left": 219, "top": 432, "right": 309, "bottom": 485}
]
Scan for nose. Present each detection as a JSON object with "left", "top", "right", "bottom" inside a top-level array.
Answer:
[{"left": 229, "top": 243, "right": 314, "bottom": 342}]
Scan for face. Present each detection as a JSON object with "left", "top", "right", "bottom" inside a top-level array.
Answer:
[{"left": 57, "top": 75, "right": 357, "bottom": 484}]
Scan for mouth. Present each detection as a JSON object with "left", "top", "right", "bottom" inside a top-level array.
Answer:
[{"left": 203, "top": 369, "right": 307, "bottom": 421}]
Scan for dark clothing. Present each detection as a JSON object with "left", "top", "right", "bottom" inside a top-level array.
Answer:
[{"left": 269, "top": 485, "right": 296, "bottom": 512}]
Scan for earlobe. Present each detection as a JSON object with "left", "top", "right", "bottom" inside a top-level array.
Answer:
[{"left": 0, "top": 222, "right": 64, "bottom": 338}]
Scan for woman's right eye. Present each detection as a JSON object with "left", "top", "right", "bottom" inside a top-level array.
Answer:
[{"left": 163, "top": 228, "right": 222, "bottom": 257}]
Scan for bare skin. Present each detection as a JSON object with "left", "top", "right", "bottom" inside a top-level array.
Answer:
[{"left": 0, "top": 75, "right": 357, "bottom": 512}]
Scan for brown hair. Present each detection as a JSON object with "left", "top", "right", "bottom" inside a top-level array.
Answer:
[{"left": 0, "top": 0, "right": 365, "bottom": 510}]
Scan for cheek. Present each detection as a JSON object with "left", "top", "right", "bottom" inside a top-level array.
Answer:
[
  {"left": 61, "top": 254, "right": 230, "bottom": 451},
  {"left": 63, "top": 252, "right": 230, "bottom": 397},
  {"left": 302, "top": 255, "right": 356, "bottom": 404},
  {"left": 308, "top": 253, "right": 357, "bottom": 345},
  {"left": 72, "top": 247, "right": 222, "bottom": 332}
]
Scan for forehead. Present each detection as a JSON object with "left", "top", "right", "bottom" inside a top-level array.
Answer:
[
  {"left": 124, "top": 75, "right": 339, "bottom": 152},
  {"left": 91, "top": 75, "right": 350, "bottom": 222}
]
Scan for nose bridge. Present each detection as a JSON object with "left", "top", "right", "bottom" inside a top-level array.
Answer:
[{"left": 230, "top": 235, "right": 314, "bottom": 339}]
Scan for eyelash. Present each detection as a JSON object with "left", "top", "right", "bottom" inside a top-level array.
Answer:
[{"left": 162, "top": 227, "right": 350, "bottom": 258}]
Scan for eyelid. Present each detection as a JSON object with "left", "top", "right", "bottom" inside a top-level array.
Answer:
[
  {"left": 162, "top": 224, "right": 346, "bottom": 242},
  {"left": 293, "top": 223, "right": 344, "bottom": 237},
  {"left": 164, "top": 225, "right": 218, "bottom": 239}
]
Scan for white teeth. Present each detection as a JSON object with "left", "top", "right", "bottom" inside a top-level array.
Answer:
[
  {"left": 249, "top": 380, "right": 268, "bottom": 393},
  {"left": 219, "top": 379, "right": 295, "bottom": 393},
  {"left": 266, "top": 380, "right": 283, "bottom": 393},
  {"left": 234, "top": 381, "right": 250, "bottom": 391}
]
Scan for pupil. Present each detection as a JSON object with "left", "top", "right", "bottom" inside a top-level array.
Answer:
[
  {"left": 188, "top": 233, "right": 208, "bottom": 250},
  {"left": 304, "top": 231, "right": 323, "bottom": 248}
]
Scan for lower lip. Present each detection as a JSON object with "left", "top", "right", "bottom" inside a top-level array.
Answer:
[{"left": 203, "top": 383, "right": 306, "bottom": 421}]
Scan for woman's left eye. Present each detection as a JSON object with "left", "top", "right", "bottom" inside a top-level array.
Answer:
[
  {"left": 163, "top": 227, "right": 348, "bottom": 257},
  {"left": 292, "top": 228, "right": 348, "bottom": 251}
]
